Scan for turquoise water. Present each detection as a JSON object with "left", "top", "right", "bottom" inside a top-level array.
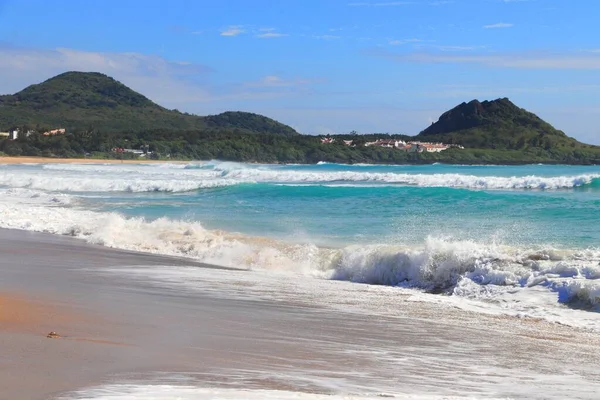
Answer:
[
  {"left": 3, "top": 160, "right": 600, "bottom": 314},
  {"left": 1, "top": 161, "right": 599, "bottom": 249},
  {"left": 70, "top": 162, "right": 600, "bottom": 249}
]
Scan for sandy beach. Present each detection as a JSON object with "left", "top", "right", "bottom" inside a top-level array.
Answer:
[
  {"left": 0, "top": 229, "right": 214, "bottom": 399},
  {"left": 1, "top": 228, "right": 600, "bottom": 399},
  {"left": 0, "top": 156, "right": 189, "bottom": 165}
]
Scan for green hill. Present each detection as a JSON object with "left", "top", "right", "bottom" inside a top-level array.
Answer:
[
  {"left": 0, "top": 72, "right": 297, "bottom": 136},
  {"left": 1, "top": 80, "right": 599, "bottom": 164},
  {"left": 416, "top": 98, "right": 588, "bottom": 151}
]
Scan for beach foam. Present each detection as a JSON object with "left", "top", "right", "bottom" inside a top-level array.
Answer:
[
  {"left": 58, "top": 384, "right": 502, "bottom": 400},
  {"left": 61, "top": 383, "right": 515, "bottom": 400},
  {"left": 2, "top": 162, "right": 600, "bottom": 331},
  {"left": 0, "top": 163, "right": 598, "bottom": 192},
  {"left": 1, "top": 186, "right": 600, "bottom": 330}
]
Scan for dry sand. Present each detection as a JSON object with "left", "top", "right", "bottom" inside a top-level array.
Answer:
[{"left": 0, "top": 156, "right": 189, "bottom": 164}]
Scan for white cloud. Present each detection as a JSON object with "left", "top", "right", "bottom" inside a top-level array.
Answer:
[
  {"left": 0, "top": 46, "right": 323, "bottom": 111},
  {"left": 389, "top": 38, "right": 423, "bottom": 45},
  {"left": 254, "top": 28, "right": 288, "bottom": 38},
  {"left": 413, "top": 43, "right": 486, "bottom": 51},
  {"left": 313, "top": 35, "right": 342, "bottom": 40},
  {"left": 243, "top": 75, "right": 318, "bottom": 88},
  {"left": 220, "top": 26, "right": 245, "bottom": 37},
  {"left": 413, "top": 83, "right": 600, "bottom": 99},
  {"left": 483, "top": 22, "right": 514, "bottom": 29},
  {"left": 435, "top": 45, "right": 486, "bottom": 51},
  {"left": 256, "top": 32, "right": 288, "bottom": 38},
  {"left": 0, "top": 47, "right": 214, "bottom": 105},
  {"left": 378, "top": 50, "right": 600, "bottom": 69}
]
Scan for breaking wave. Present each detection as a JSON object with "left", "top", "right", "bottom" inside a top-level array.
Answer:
[
  {"left": 221, "top": 169, "right": 600, "bottom": 190},
  {"left": 0, "top": 171, "right": 234, "bottom": 192},
  {"left": 2, "top": 190, "right": 600, "bottom": 326},
  {"left": 1, "top": 163, "right": 599, "bottom": 192},
  {"left": 59, "top": 385, "right": 411, "bottom": 400}
]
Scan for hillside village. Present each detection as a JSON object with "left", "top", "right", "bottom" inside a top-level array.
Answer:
[
  {"left": 0, "top": 128, "right": 66, "bottom": 140},
  {"left": 1, "top": 125, "right": 461, "bottom": 157},
  {"left": 0, "top": 127, "right": 152, "bottom": 157},
  {"left": 320, "top": 137, "right": 463, "bottom": 153}
]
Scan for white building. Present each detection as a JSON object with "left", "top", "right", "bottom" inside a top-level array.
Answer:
[
  {"left": 123, "top": 148, "right": 145, "bottom": 156},
  {"left": 365, "top": 139, "right": 407, "bottom": 148},
  {"left": 43, "top": 128, "right": 66, "bottom": 136},
  {"left": 8, "top": 129, "right": 19, "bottom": 140}
]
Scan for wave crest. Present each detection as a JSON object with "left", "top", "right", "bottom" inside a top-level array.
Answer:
[
  {"left": 3, "top": 163, "right": 598, "bottom": 193},
  {"left": 2, "top": 193, "right": 600, "bottom": 315}
]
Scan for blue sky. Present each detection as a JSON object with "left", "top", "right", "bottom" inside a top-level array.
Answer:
[{"left": 1, "top": 0, "right": 600, "bottom": 143}]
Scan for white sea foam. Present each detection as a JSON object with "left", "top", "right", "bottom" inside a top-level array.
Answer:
[
  {"left": 222, "top": 169, "right": 600, "bottom": 189},
  {"left": 0, "top": 170, "right": 236, "bottom": 192},
  {"left": 1, "top": 185, "right": 600, "bottom": 330},
  {"left": 1, "top": 163, "right": 598, "bottom": 192},
  {"left": 58, "top": 384, "right": 489, "bottom": 400},
  {"left": 1, "top": 163, "right": 600, "bottom": 329},
  {"left": 0, "top": 187, "right": 74, "bottom": 206}
]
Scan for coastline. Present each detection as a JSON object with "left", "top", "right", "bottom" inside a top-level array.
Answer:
[
  {"left": 0, "top": 156, "right": 190, "bottom": 164},
  {"left": 3, "top": 228, "right": 600, "bottom": 399},
  {"left": 0, "top": 228, "right": 228, "bottom": 400},
  {"left": 1, "top": 155, "right": 597, "bottom": 166}
]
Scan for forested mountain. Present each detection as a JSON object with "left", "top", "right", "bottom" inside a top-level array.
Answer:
[
  {"left": 1, "top": 74, "right": 599, "bottom": 164},
  {"left": 0, "top": 72, "right": 298, "bottom": 136},
  {"left": 417, "top": 98, "right": 587, "bottom": 151}
]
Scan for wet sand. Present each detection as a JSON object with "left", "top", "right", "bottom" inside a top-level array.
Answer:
[
  {"left": 0, "top": 156, "right": 188, "bottom": 164},
  {"left": 0, "top": 229, "right": 216, "bottom": 399},
  {"left": 2, "top": 228, "right": 600, "bottom": 399}
]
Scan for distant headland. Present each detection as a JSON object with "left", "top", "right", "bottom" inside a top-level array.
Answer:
[{"left": 0, "top": 72, "right": 598, "bottom": 165}]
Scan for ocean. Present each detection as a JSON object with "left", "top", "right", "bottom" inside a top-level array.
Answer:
[{"left": 2, "top": 160, "right": 600, "bottom": 399}]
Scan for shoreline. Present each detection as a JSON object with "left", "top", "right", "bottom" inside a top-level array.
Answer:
[
  {"left": 0, "top": 228, "right": 227, "bottom": 400},
  {"left": 1, "top": 156, "right": 597, "bottom": 166},
  {"left": 0, "top": 156, "right": 191, "bottom": 164},
  {"left": 3, "top": 228, "right": 600, "bottom": 399}
]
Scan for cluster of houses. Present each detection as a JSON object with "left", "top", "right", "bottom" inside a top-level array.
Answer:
[
  {"left": 320, "top": 137, "right": 462, "bottom": 153},
  {"left": 111, "top": 145, "right": 154, "bottom": 158},
  {"left": 0, "top": 127, "right": 154, "bottom": 158},
  {"left": 111, "top": 147, "right": 148, "bottom": 157},
  {"left": 0, "top": 129, "right": 34, "bottom": 140},
  {"left": 0, "top": 128, "right": 67, "bottom": 140},
  {"left": 43, "top": 128, "right": 66, "bottom": 136}
]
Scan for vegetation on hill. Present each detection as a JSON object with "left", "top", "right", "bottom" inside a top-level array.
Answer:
[
  {"left": 2, "top": 127, "right": 599, "bottom": 165},
  {"left": 0, "top": 73, "right": 599, "bottom": 164},
  {"left": 0, "top": 72, "right": 298, "bottom": 136},
  {"left": 417, "top": 98, "right": 586, "bottom": 152},
  {"left": 204, "top": 111, "right": 297, "bottom": 137}
]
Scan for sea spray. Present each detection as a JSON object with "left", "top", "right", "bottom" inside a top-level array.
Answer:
[
  {"left": 2, "top": 163, "right": 599, "bottom": 192},
  {"left": 2, "top": 191, "right": 600, "bottom": 314},
  {"left": 2, "top": 162, "right": 600, "bottom": 329}
]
